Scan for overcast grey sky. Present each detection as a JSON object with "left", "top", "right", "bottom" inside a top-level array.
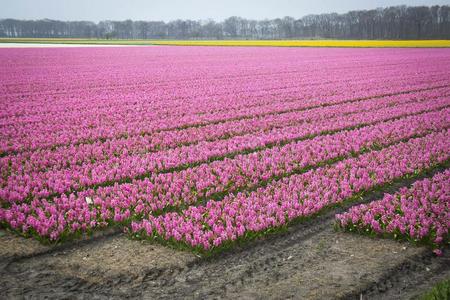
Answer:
[{"left": 2, "top": 0, "right": 450, "bottom": 22}]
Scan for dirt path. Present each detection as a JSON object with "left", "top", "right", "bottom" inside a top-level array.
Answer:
[{"left": 1, "top": 171, "right": 448, "bottom": 299}]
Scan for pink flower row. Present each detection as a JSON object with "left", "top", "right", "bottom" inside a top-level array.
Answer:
[
  {"left": 2, "top": 47, "right": 446, "bottom": 124},
  {"left": 1, "top": 47, "right": 450, "bottom": 247},
  {"left": 129, "top": 131, "right": 449, "bottom": 250},
  {"left": 1, "top": 60, "right": 408, "bottom": 125},
  {"left": 335, "top": 169, "right": 449, "bottom": 254},
  {"left": 2, "top": 73, "right": 447, "bottom": 154},
  {"left": 0, "top": 112, "right": 447, "bottom": 241},
  {"left": 2, "top": 94, "right": 448, "bottom": 204},
  {"left": 3, "top": 85, "right": 446, "bottom": 182},
  {"left": 64, "top": 109, "right": 449, "bottom": 216}
]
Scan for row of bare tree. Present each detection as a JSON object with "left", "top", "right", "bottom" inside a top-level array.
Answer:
[{"left": 1, "top": 5, "right": 449, "bottom": 39}]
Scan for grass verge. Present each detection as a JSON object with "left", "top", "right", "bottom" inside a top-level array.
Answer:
[{"left": 419, "top": 278, "right": 450, "bottom": 300}]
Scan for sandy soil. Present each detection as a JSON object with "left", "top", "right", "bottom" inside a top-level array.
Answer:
[
  {"left": 0, "top": 43, "right": 143, "bottom": 48},
  {"left": 1, "top": 170, "right": 448, "bottom": 299}
]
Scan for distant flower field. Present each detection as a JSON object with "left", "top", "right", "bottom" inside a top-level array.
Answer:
[
  {"left": 148, "top": 40, "right": 450, "bottom": 48},
  {"left": 0, "top": 46, "right": 449, "bottom": 253},
  {"left": 1, "top": 38, "right": 450, "bottom": 47}
]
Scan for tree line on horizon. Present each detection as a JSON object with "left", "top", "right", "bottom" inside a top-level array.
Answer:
[{"left": 1, "top": 5, "right": 449, "bottom": 40}]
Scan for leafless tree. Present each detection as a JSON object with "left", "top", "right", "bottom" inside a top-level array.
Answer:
[{"left": 1, "top": 5, "right": 449, "bottom": 39}]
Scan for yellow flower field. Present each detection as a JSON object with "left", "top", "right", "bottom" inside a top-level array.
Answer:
[
  {"left": 149, "top": 40, "right": 450, "bottom": 48},
  {"left": 1, "top": 38, "right": 450, "bottom": 47}
]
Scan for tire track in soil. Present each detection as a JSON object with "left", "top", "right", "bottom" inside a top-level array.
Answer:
[
  {"left": 0, "top": 167, "right": 448, "bottom": 299},
  {"left": 341, "top": 251, "right": 450, "bottom": 300}
]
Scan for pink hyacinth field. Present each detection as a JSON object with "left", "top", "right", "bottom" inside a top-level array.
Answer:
[{"left": 1, "top": 46, "right": 449, "bottom": 298}]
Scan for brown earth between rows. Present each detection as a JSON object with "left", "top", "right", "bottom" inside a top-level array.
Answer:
[{"left": 1, "top": 171, "right": 448, "bottom": 299}]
